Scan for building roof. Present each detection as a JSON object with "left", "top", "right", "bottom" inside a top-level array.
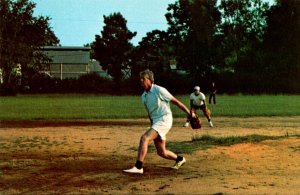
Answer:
[
  {"left": 41, "top": 46, "right": 91, "bottom": 51},
  {"left": 41, "top": 46, "right": 91, "bottom": 64}
]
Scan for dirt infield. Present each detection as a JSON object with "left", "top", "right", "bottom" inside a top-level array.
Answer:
[{"left": 0, "top": 117, "right": 299, "bottom": 195}]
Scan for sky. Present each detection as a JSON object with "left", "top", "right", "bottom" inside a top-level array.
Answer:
[{"left": 32, "top": 0, "right": 174, "bottom": 46}]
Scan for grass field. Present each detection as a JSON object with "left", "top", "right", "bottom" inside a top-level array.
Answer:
[{"left": 1, "top": 94, "right": 300, "bottom": 121}]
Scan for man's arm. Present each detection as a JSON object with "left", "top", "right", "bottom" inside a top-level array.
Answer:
[{"left": 171, "top": 97, "right": 194, "bottom": 117}]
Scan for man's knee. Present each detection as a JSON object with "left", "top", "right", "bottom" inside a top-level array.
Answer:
[
  {"left": 157, "top": 149, "right": 166, "bottom": 157},
  {"left": 206, "top": 108, "right": 211, "bottom": 115},
  {"left": 202, "top": 108, "right": 210, "bottom": 116},
  {"left": 140, "top": 129, "right": 157, "bottom": 144},
  {"left": 140, "top": 134, "right": 147, "bottom": 143},
  {"left": 140, "top": 134, "right": 151, "bottom": 145}
]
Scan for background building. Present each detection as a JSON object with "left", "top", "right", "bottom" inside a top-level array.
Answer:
[{"left": 41, "top": 46, "right": 111, "bottom": 79}]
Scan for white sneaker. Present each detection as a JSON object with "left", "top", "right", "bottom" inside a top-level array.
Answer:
[
  {"left": 183, "top": 122, "right": 189, "bottom": 127},
  {"left": 209, "top": 120, "right": 213, "bottom": 127},
  {"left": 172, "top": 157, "right": 186, "bottom": 170},
  {"left": 123, "top": 167, "right": 143, "bottom": 174}
]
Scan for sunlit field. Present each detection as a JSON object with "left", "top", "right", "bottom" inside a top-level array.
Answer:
[
  {"left": 0, "top": 94, "right": 300, "bottom": 121},
  {"left": 1, "top": 94, "right": 300, "bottom": 194},
  {"left": 0, "top": 116, "right": 299, "bottom": 194}
]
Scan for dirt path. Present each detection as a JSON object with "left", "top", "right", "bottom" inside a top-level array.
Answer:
[{"left": 0, "top": 117, "right": 299, "bottom": 194}]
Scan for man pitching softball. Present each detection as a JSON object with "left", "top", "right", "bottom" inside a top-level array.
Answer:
[
  {"left": 183, "top": 86, "right": 213, "bottom": 128},
  {"left": 123, "top": 69, "right": 193, "bottom": 174}
]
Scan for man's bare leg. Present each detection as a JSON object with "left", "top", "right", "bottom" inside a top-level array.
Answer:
[
  {"left": 123, "top": 129, "right": 158, "bottom": 174},
  {"left": 154, "top": 137, "right": 186, "bottom": 169},
  {"left": 137, "top": 129, "right": 159, "bottom": 162}
]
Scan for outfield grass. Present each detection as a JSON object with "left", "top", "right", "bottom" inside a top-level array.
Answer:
[
  {"left": 165, "top": 134, "right": 289, "bottom": 153},
  {"left": 178, "top": 94, "right": 300, "bottom": 117},
  {"left": 0, "top": 94, "right": 300, "bottom": 121}
]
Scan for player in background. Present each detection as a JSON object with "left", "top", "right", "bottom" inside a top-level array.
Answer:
[
  {"left": 209, "top": 82, "right": 217, "bottom": 104},
  {"left": 183, "top": 86, "right": 213, "bottom": 128},
  {"left": 123, "top": 69, "right": 193, "bottom": 174}
]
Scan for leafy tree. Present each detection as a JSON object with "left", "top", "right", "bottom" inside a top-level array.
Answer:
[
  {"left": 126, "top": 30, "right": 176, "bottom": 91},
  {"left": 165, "top": 0, "right": 221, "bottom": 78},
  {"left": 0, "top": 0, "right": 59, "bottom": 94},
  {"left": 211, "top": 0, "right": 270, "bottom": 93},
  {"left": 92, "top": 12, "right": 136, "bottom": 87},
  {"left": 165, "top": 0, "right": 191, "bottom": 44},
  {"left": 262, "top": 0, "right": 300, "bottom": 92},
  {"left": 133, "top": 30, "right": 174, "bottom": 71},
  {"left": 217, "top": 0, "right": 269, "bottom": 73}
]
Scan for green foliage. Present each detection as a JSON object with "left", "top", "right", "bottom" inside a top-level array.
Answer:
[
  {"left": 2, "top": 0, "right": 300, "bottom": 94},
  {"left": 76, "top": 73, "right": 113, "bottom": 93},
  {"left": 217, "top": 0, "right": 269, "bottom": 73},
  {"left": 155, "top": 72, "right": 194, "bottom": 94},
  {"left": 261, "top": 0, "right": 300, "bottom": 93},
  {"left": 0, "top": 0, "right": 59, "bottom": 94},
  {"left": 25, "top": 73, "right": 113, "bottom": 94},
  {"left": 165, "top": 0, "right": 221, "bottom": 77},
  {"left": 131, "top": 30, "right": 174, "bottom": 75},
  {"left": 165, "top": 0, "right": 191, "bottom": 41},
  {"left": 92, "top": 12, "right": 136, "bottom": 86}
]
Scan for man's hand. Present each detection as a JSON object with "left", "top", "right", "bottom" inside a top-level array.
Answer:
[
  {"left": 188, "top": 113, "right": 201, "bottom": 129},
  {"left": 190, "top": 112, "right": 196, "bottom": 118}
]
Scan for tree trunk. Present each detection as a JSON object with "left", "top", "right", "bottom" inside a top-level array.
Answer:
[{"left": 1, "top": 66, "right": 16, "bottom": 95}]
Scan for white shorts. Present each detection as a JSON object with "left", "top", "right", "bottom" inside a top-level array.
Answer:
[{"left": 151, "top": 114, "right": 173, "bottom": 140}]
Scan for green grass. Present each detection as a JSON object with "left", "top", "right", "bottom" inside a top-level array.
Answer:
[
  {"left": 191, "top": 134, "right": 284, "bottom": 145},
  {"left": 148, "top": 134, "right": 299, "bottom": 154},
  {"left": 187, "top": 94, "right": 300, "bottom": 117},
  {"left": 0, "top": 94, "right": 299, "bottom": 120},
  {"left": 0, "top": 94, "right": 143, "bottom": 120}
]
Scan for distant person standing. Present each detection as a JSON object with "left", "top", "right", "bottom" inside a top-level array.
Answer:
[
  {"left": 183, "top": 86, "right": 213, "bottom": 128},
  {"left": 209, "top": 82, "right": 217, "bottom": 104}
]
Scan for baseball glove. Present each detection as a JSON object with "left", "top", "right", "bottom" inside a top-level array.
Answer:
[{"left": 188, "top": 114, "right": 201, "bottom": 129}]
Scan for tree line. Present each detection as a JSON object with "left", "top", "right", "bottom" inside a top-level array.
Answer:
[{"left": 1, "top": 0, "right": 300, "bottom": 95}]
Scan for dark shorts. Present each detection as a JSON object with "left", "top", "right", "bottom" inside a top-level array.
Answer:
[{"left": 192, "top": 105, "right": 205, "bottom": 110}]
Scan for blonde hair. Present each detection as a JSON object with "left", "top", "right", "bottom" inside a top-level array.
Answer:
[{"left": 139, "top": 69, "right": 154, "bottom": 83}]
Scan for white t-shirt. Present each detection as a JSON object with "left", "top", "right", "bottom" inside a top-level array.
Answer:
[
  {"left": 190, "top": 92, "right": 206, "bottom": 107},
  {"left": 141, "top": 84, "right": 174, "bottom": 120}
]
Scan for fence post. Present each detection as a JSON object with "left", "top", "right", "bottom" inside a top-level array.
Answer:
[{"left": 60, "top": 63, "right": 63, "bottom": 80}]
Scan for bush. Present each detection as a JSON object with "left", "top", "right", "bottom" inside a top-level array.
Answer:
[
  {"left": 154, "top": 71, "right": 194, "bottom": 94},
  {"left": 76, "top": 73, "right": 113, "bottom": 93},
  {"left": 28, "top": 73, "right": 58, "bottom": 93},
  {"left": 25, "top": 72, "right": 114, "bottom": 94}
]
